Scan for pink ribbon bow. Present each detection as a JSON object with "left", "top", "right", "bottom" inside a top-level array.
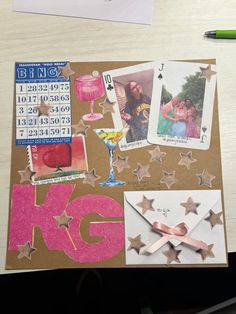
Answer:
[{"left": 145, "top": 221, "right": 209, "bottom": 254}]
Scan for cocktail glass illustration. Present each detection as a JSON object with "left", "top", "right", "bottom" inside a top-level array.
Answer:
[
  {"left": 75, "top": 74, "right": 105, "bottom": 121},
  {"left": 94, "top": 128, "right": 128, "bottom": 187}
]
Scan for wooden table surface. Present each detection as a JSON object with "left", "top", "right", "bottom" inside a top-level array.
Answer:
[{"left": 1, "top": 0, "right": 236, "bottom": 273}]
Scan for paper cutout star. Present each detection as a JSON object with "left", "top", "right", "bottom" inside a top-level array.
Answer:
[
  {"left": 99, "top": 97, "right": 115, "bottom": 114},
  {"left": 200, "top": 64, "right": 217, "bottom": 82},
  {"left": 133, "top": 163, "right": 151, "bottom": 182},
  {"left": 58, "top": 63, "right": 75, "bottom": 80},
  {"left": 54, "top": 210, "right": 73, "bottom": 229},
  {"left": 36, "top": 100, "right": 51, "bottom": 117},
  {"left": 178, "top": 151, "right": 197, "bottom": 170},
  {"left": 205, "top": 210, "right": 223, "bottom": 228},
  {"left": 18, "top": 241, "right": 37, "bottom": 260},
  {"left": 148, "top": 146, "right": 166, "bottom": 163},
  {"left": 180, "top": 197, "right": 200, "bottom": 215},
  {"left": 162, "top": 245, "right": 181, "bottom": 264},
  {"left": 72, "top": 119, "right": 90, "bottom": 136},
  {"left": 196, "top": 169, "right": 216, "bottom": 188},
  {"left": 127, "top": 234, "right": 146, "bottom": 254},
  {"left": 112, "top": 155, "right": 130, "bottom": 173},
  {"left": 83, "top": 168, "right": 101, "bottom": 187},
  {"left": 160, "top": 171, "right": 178, "bottom": 189},
  {"left": 196, "top": 244, "right": 215, "bottom": 261},
  {"left": 18, "top": 166, "right": 36, "bottom": 183},
  {"left": 136, "top": 195, "right": 155, "bottom": 215}
]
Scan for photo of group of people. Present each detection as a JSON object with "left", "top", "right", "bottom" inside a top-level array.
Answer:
[
  {"left": 156, "top": 67, "right": 206, "bottom": 140},
  {"left": 157, "top": 96, "right": 201, "bottom": 139}
]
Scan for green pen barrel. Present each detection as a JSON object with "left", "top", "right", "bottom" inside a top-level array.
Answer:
[{"left": 216, "top": 30, "right": 236, "bottom": 39}]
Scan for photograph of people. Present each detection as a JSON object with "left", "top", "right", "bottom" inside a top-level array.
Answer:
[
  {"left": 157, "top": 96, "right": 180, "bottom": 135},
  {"left": 113, "top": 66, "right": 154, "bottom": 149},
  {"left": 157, "top": 69, "right": 205, "bottom": 139},
  {"left": 121, "top": 81, "right": 151, "bottom": 143}
]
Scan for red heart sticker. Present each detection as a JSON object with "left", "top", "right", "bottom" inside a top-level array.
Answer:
[{"left": 43, "top": 144, "right": 72, "bottom": 169}]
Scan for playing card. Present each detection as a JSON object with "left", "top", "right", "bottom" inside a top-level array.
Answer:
[
  {"left": 103, "top": 62, "right": 161, "bottom": 151},
  {"left": 148, "top": 61, "right": 217, "bottom": 150}
]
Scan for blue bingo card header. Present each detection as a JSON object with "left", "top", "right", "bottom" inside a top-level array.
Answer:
[{"left": 16, "top": 61, "right": 69, "bottom": 83}]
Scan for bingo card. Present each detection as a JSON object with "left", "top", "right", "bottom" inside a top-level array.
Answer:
[{"left": 15, "top": 62, "right": 72, "bottom": 145}]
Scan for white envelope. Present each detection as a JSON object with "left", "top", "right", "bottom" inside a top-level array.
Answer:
[
  {"left": 124, "top": 190, "right": 227, "bottom": 266},
  {"left": 13, "top": 0, "right": 154, "bottom": 25}
]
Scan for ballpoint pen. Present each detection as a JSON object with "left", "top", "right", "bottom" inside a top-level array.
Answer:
[{"left": 204, "top": 30, "right": 236, "bottom": 39}]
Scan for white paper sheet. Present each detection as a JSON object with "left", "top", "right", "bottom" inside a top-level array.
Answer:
[{"left": 13, "top": 0, "right": 154, "bottom": 24}]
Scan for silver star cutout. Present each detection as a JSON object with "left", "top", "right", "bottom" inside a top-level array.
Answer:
[
  {"left": 18, "top": 166, "right": 36, "bottom": 183},
  {"left": 53, "top": 210, "right": 73, "bottom": 229},
  {"left": 127, "top": 234, "right": 146, "bottom": 254},
  {"left": 112, "top": 155, "right": 130, "bottom": 173},
  {"left": 36, "top": 100, "right": 51, "bottom": 117},
  {"left": 99, "top": 97, "right": 116, "bottom": 114},
  {"left": 180, "top": 197, "right": 200, "bottom": 215},
  {"left": 148, "top": 146, "right": 166, "bottom": 163},
  {"left": 18, "top": 241, "right": 37, "bottom": 260},
  {"left": 196, "top": 169, "right": 215, "bottom": 188},
  {"left": 133, "top": 162, "right": 151, "bottom": 182},
  {"left": 83, "top": 168, "right": 101, "bottom": 187},
  {"left": 200, "top": 64, "right": 217, "bottom": 82},
  {"left": 162, "top": 245, "right": 181, "bottom": 264},
  {"left": 160, "top": 171, "right": 178, "bottom": 189},
  {"left": 72, "top": 119, "right": 90, "bottom": 136},
  {"left": 178, "top": 151, "right": 197, "bottom": 170},
  {"left": 58, "top": 63, "right": 75, "bottom": 80},
  {"left": 205, "top": 210, "right": 223, "bottom": 228},
  {"left": 196, "top": 244, "right": 215, "bottom": 261},
  {"left": 136, "top": 195, "right": 155, "bottom": 215}
]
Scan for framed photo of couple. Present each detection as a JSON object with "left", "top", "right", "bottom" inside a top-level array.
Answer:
[{"left": 104, "top": 60, "right": 216, "bottom": 151}]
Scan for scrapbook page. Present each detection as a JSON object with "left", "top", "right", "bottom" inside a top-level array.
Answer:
[{"left": 6, "top": 60, "right": 227, "bottom": 269}]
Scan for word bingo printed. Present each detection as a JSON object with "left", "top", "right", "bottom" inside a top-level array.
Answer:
[{"left": 15, "top": 62, "right": 72, "bottom": 145}]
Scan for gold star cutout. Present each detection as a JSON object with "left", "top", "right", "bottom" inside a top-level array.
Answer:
[
  {"left": 72, "top": 119, "right": 90, "bottom": 136},
  {"left": 196, "top": 169, "right": 216, "bottom": 188},
  {"left": 83, "top": 168, "right": 101, "bottom": 187},
  {"left": 136, "top": 195, "right": 155, "bottom": 215},
  {"left": 133, "top": 162, "right": 151, "bottom": 182},
  {"left": 99, "top": 97, "right": 115, "bottom": 114},
  {"left": 58, "top": 63, "right": 75, "bottom": 80},
  {"left": 112, "top": 155, "right": 130, "bottom": 173},
  {"left": 18, "top": 166, "right": 36, "bottom": 183},
  {"left": 18, "top": 241, "right": 37, "bottom": 260},
  {"left": 160, "top": 171, "right": 178, "bottom": 189},
  {"left": 36, "top": 100, "right": 51, "bottom": 117},
  {"left": 54, "top": 210, "right": 73, "bottom": 228},
  {"left": 180, "top": 197, "right": 200, "bottom": 215},
  {"left": 178, "top": 151, "right": 197, "bottom": 170},
  {"left": 200, "top": 64, "right": 217, "bottom": 82},
  {"left": 127, "top": 234, "right": 146, "bottom": 254},
  {"left": 197, "top": 244, "right": 215, "bottom": 261},
  {"left": 148, "top": 146, "right": 166, "bottom": 163},
  {"left": 163, "top": 245, "right": 181, "bottom": 264},
  {"left": 205, "top": 210, "right": 223, "bottom": 228}
]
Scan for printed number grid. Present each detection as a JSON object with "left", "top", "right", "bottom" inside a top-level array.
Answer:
[{"left": 15, "top": 63, "right": 72, "bottom": 145}]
